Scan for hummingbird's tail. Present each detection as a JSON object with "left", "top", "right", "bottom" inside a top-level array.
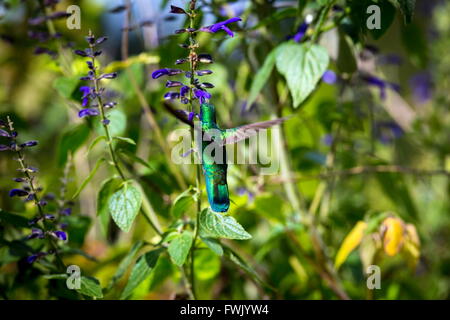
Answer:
[{"left": 204, "top": 173, "right": 230, "bottom": 213}]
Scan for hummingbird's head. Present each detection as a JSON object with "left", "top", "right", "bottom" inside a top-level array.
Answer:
[{"left": 200, "top": 103, "right": 216, "bottom": 124}]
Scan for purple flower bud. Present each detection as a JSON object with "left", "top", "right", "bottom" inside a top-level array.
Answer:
[
  {"left": 164, "top": 92, "right": 181, "bottom": 100},
  {"left": 80, "top": 76, "right": 93, "bottom": 81},
  {"left": 28, "top": 16, "right": 47, "bottom": 26},
  {"left": 86, "top": 61, "right": 94, "bottom": 69},
  {"left": 104, "top": 102, "right": 118, "bottom": 108},
  {"left": 175, "top": 58, "right": 188, "bottom": 65},
  {"left": 322, "top": 70, "right": 338, "bottom": 84},
  {"left": 45, "top": 214, "right": 55, "bottom": 220},
  {"left": 175, "top": 29, "right": 188, "bottom": 34},
  {"left": 102, "top": 119, "right": 111, "bottom": 125},
  {"left": 94, "top": 50, "right": 102, "bottom": 57},
  {"left": 180, "top": 97, "right": 189, "bottom": 104},
  {"left": 152, "top": 68, "right": 170, "bottom": 79},
  {"left": 60, "top": 207, "right": 72, "bottom": 216},
  {"left": 48, "top": 11, "right": 71, "bottom": 20},
  {"left": 99, "top": 72, "right": 118, "bottom": 80},
  {"left": 78, "top": 108, "right": 100, "bottom": 118},
  {"left": 194, "top": 89, "right": 212, "bottom": 104},
  {"left": 170, "top": 5, "right": 186, "bottom": 14},
  {"left": 0, "top": 145, "right": 9, "bottom": 151},
  {"left": 96, "top": 36, "right": 108, "bottom": 45},
  {"left": 59, "top": 223, "right": 69, "bottom": 229},
  {"left": 0, "top": 129, "right": 9, "bottom": 137},
  {"left": 20, "top": 140, "right": 38, "bottom": 148},
  {"left": 74, "top": 49, "right": 88, "bottom": 57},
  {"left": 52, "top": 231, "right": 67, "bottom": 241},
  {"left": 9, "top": 189, "right": 29, "bottom": 197},
  {"left": 26, "top": 254, "right": 38, "bottom": 264},
  {"left": 196, "top": 70, "right": 213, "bottom": 76},
  {"left": 166, "top": 80, "right": 184, "bottom": 88},
  {"left": 188, "top": 112, "right": 196, "bottom": 122},
  {"left": 198, "top": 54, "right": 213, "bottom": 64},
  {"left": 28, "top": 228, "right": 45, "bottom": 240},
  {"left": 180, "top": 86, "right": 190, "bottom": 97},
  {"left": 200, "top": 82, "right": 214, "bottom": 89},
  {"left": 13, "top": 177, "right": 24, "bottom": 182}
]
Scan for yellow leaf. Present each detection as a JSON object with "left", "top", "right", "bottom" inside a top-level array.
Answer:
[
  {"left": 382, "top": 217, "right": 405, "bottom": 256},
  {"left": 405, "top": 223, "right": 420, "bottom": 247},
  {"left": 335, "top": 221, "right": 367, "bottom": 270}
]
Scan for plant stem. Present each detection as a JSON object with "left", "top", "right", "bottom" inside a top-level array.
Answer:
[
  {"left": 121, "top": 0, "right": 187, "bottom": 189},
  {"left": 186, "top": 0, "right": 202, "bottom": 300}
]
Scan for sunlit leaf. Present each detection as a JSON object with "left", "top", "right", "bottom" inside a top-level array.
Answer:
[
  {"left": 109, "top": 181, "right": 142, "bottom": 232},
  {"left": 199, "top": 208, "right": 252, "bottom": 240},
  {"left": 120, "top": 249, "right": 162, "bottom": 299},
  {"left": 275, "top": 42, "right": 329, "bottom": 108},
  {"left": 168, "top": 230, "right": 193, "bottom": 266},
  {"left": 78, "top": 276, "right": 103, "bottom": 299}
]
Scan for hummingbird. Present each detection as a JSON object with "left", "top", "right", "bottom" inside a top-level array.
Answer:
[{"left": 199, "top": 103, "right": 286, "bottom": 212}]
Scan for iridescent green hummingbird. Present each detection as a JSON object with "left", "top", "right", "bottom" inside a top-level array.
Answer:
[{"left": 199, "top": 103, "right": 286, "bottom": 212}]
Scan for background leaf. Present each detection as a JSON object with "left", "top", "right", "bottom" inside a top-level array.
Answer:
[
  {"left": 199, "top": 209, "right": 252, "bottom": 240},
  {"left": 168, "top": 230, "right": 193, "bottom": 266}
]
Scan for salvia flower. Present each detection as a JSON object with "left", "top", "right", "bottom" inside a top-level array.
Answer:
[
  {"left": 199, "top": 17, "right": 242, "bottom": 37},
  {"left": 1, "top": 117, "right": 69, "bottom": 268},
  {"left": 75, "top": 32, "right": 118, "bottom": 122},
  {"left": 361, "top": 74, "right": 400, "bottom": 100},
  {"left": 322, "top": 70, "right": 338, "bottom": 84}
]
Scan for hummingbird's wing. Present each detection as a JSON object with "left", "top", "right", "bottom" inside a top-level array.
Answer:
[{"left": 220, "top": 117, "right": 287, "bottom": 146}]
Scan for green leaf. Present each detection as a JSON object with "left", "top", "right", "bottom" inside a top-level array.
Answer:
[
  {"left": 117, "top": 149, "right": 154, "bottom": 171},
  {"left": 53, "top": 76, "right": 80, "bottom": 99},
  {"left": 223, "top": 245, "right": 274, "bottom": 291},
  {"left": 107, "top": 240, "right": 145, "bottom": 291},
  {"left": 337, "top": 32, "right": 357, "bottom": 74},
  {"left": 57, "top": 124, "right": 90, "bottom": 167},
  {"left": 97, "top": 177, "right": 121, "bottom": 216},
  {"left": 276, "top": 43, "right": 329, "bottom": 108},
  {"left": 72, "top": 158, "right": 105, "bottom": 199},
  {"left": 78, "top": 276, "right": 103, "bottom": 298},
  {"left": 0, "top": 210, "right": 30, "bottom": 228},
  {"left": 120, "top": 249, "right": 162, "bottom": 299},
  {"left": 170, "top": 187, "right": 196, "bottom": 219},
  {"left": 114, "top": 136, "right": 136, "bottom": 146},
  {"left": 199, "top": 208, "right": 252, "bottom": 240},
  {"left": 108, "top": 182, "right": 142, "bottom": 232},
  {"left": 168, "top": 231, "right": 193, "bottom": 266},
  {"left": 246, "top": 48, "right": 277, "bottom": 110},
  {"left": 370, "top": 0, "right": 396, "bottom": 39},
  {"left": 95, "top": 109, "right": 126, "bottom": 137},
  {"left": 250, "top": 7, "right": 297, "bottom": 30},
  {"left": 200, "top": 237, "right": 223, "bottom": 256},
  {"left": 86, "top": 135, "right": 107, "bottom": 155}
]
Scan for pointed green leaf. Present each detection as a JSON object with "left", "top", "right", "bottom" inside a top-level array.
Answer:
[
  {"left": 201, "top": 237, "right": 223, "bottom": 256},
  {"left": 168, "top": 230, "right": 194, "bottom": 266},
  {"left": 246, "top": 47, "right": 277, "bottom": 110},
  {"left": 86, "top": 135, "right": 107, "bottom": 155},
  {"left": 114, "top": 136, "right": 136, "bottom": 146},
  {"left": 107, "top": 240, "right": 145, "bottom": 291},
  {"left": 120, "top": 249, "right": 162, "bottom": 299},
  {"left": 199, "top": 208, "right": 252, "bottom": 240},
  {"left": 275, "top": 43, "right": 329, "bottom": 108},
  {"left": 72, "top": 158, "right": 105, "bottom": 199},
  {"left": 170, "top": 188, "right": 196, "bottom": 219},
  {"left": 108, "top": 182, "right": 142, "bottom": 232},
  {"left": 97, "top": 177, "right": 121, "bottom": 216},
  {"left": 78, "top": 276, "right": 103, "bottom": 298}
]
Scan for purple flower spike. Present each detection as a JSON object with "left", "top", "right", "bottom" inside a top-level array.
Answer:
[
  {"left": 322, "top": 70, "right": 337, "bottom": 84},
  {"left": 78, "top": 108, "right": 100, "bottom": 118},
  {"left": 194, "top": 89, "right": 212, "bottom": 104},
  {"left": 200, "top": 17, "right": 242, "bottom": 37},
  {"left": 9, "top": 189, "right": 29, "bottom": 197},
  {"left": 52, "top": 231, "right": 67, "bottom": 241}
]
